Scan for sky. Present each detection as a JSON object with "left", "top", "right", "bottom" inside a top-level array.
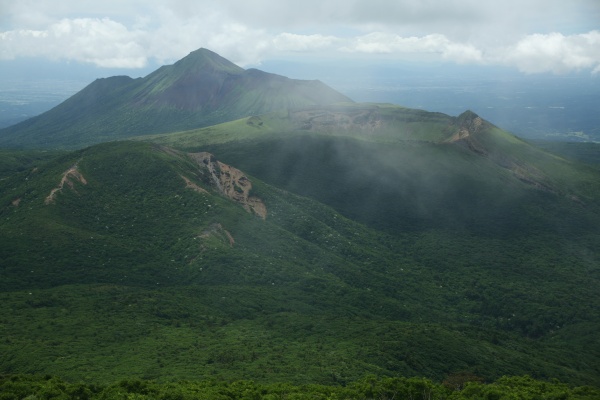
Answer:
[{"left": 1, "top": 0, "right": 600, "bottom": 76}]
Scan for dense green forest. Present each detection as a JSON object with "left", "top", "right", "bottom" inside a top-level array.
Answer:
[
  {"left": 2, "top": 374, "right": 599, "bottom": 400},
  {"left": 1, "top": 138, "right": 599, "bottom": 388}
]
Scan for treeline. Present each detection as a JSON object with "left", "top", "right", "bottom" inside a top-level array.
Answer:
[{"left": 1, "top": 374, "right": 599, "bottom": 400}]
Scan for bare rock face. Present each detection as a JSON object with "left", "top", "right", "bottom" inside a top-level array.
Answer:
[
  {"left": 446, "top": 110, "right": 487, "bottom": 155},
  {"left": 188, "top": 152, "right": 267, "bottom": 219}
]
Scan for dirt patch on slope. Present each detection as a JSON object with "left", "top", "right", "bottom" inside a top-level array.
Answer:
[
  {"left": 180, "top": 174, "right": 208, "bottom": 194},
  {"left": 45, "top": 163, "right": 87, "bottom": 205}
]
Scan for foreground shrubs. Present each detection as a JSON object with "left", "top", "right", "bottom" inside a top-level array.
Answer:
[{"left": 1, "top": 374, "right": 599, "bottom": 400}]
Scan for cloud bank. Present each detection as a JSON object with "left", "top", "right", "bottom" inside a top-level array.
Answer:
[
  {"left": 1, "top": 0, "right": 599, "bottom": 74},
  {"left": 501, "top": 31, "right": 600, "bottom": 74}
]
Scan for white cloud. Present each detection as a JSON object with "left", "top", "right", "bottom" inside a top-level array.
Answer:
[
  {"left": 499, "top": 31, "right": 600, "bottom": 74},
  {"left": 341, "top": 33, "right": 483, "bottom": 64},
  {"left": 0, "top": 18, "right": 147, "bottom": 67},
  {"left": 136, "top": 8, "right": 270, "bottom": 66},
  {"left": 344, "top": 33, "right": 445, "bottom": 54},
  {"left": 0, "top": 0, "right": 599, "bottom": 73},
  {"left": 0, "top": 13, "right": 271, "bottom": 68},
  {"left": 273, "top": 33, "right": 340, "bottom": 52}
]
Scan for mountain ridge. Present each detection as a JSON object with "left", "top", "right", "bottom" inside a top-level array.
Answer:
[
  {"left": 0, "top": 48, "right": 352, "bottom": 149},
  {"left": 144, "top": 104, "right": 588, "bottom": 200}
]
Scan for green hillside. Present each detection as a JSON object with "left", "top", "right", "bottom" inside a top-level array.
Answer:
[
  {"left": 0, "top": 49, "right": 352, "bottom": 149},
  {"left": 530, "top": 140, "right": 600, "bottom": 167},
  {"left": 1, "top": 138, "right": 599, "bottom": 386},
  {"left": 143, "top": 105, "right": 600, "bottom": 381},
  {"left": 0, "top": 148, "right": 67, "bottom": 178},
  {"left": 147, "top": 104, "right": 600, "bottom": 233}
]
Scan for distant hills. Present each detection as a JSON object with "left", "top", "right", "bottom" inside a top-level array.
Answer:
[
  {"left": 0, "top": 48, "right": 351, "bottom": 149},
  {"left": 1, "top": 49, "right": 599, "bottom": 387}
]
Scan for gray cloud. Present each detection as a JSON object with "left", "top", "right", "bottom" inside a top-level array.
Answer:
[{"left": 1, "top": 0, "right": 599, "bottom": 73}]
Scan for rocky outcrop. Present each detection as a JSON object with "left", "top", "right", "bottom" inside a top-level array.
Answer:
[
  {"left": 188, "top": 152, "right": 267, "bottom": 219},
  {"left": 446, "top": 110, "right": 487, "bottom": 155}
]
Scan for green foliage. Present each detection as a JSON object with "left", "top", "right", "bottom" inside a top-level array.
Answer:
[
  {"left": 1, "top": 374, "right": 598, "bottom": 400},
  {"left": 0, "top": 149, "right": 67, "bottom": 178},
  {"left": 454, "top": 376, "right": 600, "bottom": 400},
  {"left": 530, "top": 140, "right": 600, "bottom": 168},
  {"left": 1, "top": 140, "right": 599, "bottom": 386}
]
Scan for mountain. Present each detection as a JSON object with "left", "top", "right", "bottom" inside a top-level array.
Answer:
[
  {"left": 1, "top": 107, "right": 600, "bottom": 386},
  {"left": 147, "top": 104, "right": 600, "bottom": 233},
  {"left": 0, "top": 48, "right": 352, "bottom": 149}
]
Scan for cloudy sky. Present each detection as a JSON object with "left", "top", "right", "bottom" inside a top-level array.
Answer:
[{"left": 1, "top": 0, "right": 599, "bottom": 75}]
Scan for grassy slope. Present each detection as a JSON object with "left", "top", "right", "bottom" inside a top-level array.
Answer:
[
  {"left": 144, "top": 103, "right": 456, "bottom": 148},
  {"left": 530, "top": 140, "right": 600, "bottom": 167},
  {"left": 0, "top": 149, "right": 67, "bottom": 178}
]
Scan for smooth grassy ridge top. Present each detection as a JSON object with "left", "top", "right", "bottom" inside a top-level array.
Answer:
[
  {"left": 140, "top": 103, "right": 457, "bottom": 149},
  {"left": 143, "top": 104, "right": 600, "bottom": 199}
]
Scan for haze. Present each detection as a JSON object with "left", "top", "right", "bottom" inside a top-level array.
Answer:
[{"left": 1, "top": 0, "right": 599, "bottom": 140}]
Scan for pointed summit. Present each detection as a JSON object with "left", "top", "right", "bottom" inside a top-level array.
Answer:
[
  {"left": 177, "top": 48, "right": 245, "bottom": 74},
  {"left": 446, "top": 110, "right": 501, "bottom": 154},
  {"left": 143, "top": 48, "right": 245, "bottom": 89},
  {"left": 455, "top": 110, "right": 486, "bottom": 137},
  {"left": 0, "top": 48, "right": 352, "bottom": 149},
  {"left": 134, "top": 49, "right": 247, "bottom": 108}
]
